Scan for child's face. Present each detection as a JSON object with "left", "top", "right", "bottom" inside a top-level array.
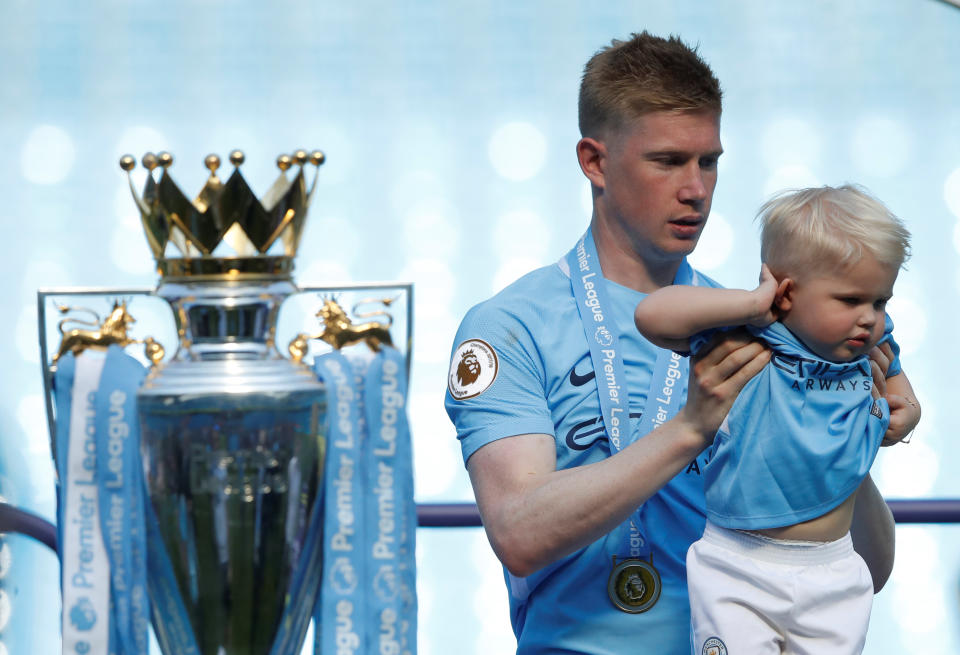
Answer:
[{"left": 780, "top": 252, "right": 898, "bottom": 362}]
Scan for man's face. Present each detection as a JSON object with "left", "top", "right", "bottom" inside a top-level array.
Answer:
[{"left": 594, "top": 109, "right": 722, "bottom": 267}]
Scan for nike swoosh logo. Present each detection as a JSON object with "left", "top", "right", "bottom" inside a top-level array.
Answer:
[
  {"left": 569, "top": 363, "right": 595, "bottom": 386},
  {"left": 565, "top": 412, "right": 644, "bottom": 451}
]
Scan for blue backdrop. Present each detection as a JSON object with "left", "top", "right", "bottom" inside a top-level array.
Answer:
[{"left": 1, "top": 1, "right": 958, "bottom": 653}]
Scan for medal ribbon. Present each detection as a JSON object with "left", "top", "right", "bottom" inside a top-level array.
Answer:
[{"left": 565, "top": 228, "right": 693, "bottom": 558}]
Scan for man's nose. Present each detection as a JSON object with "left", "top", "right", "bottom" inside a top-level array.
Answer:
[{"left": 678, "top": 164, "right": 708, "bottom": 203}]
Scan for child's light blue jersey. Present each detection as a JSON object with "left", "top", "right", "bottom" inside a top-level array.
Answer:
[
  {"left": 692, "top": 318, "right": 899, "bottom": 530},
  {"left": 445, "top": 260, "right": 721, "bottom": 655}
]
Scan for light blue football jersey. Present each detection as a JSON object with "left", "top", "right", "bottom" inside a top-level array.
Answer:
[
  {"left": 692, "top": 318, "right": 900, "bottom": 530},
  {"left": 445, "top": 259, "right": 721, "bottom": 655}
]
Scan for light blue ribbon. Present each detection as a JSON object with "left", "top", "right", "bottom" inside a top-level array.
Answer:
[
  {"left": 93, "top": 346, "right": 150, "bottom": 655},
  {"left": 53, "top": 348, "right": 154, "bottom": 655},
  {"left": 311, "top": 347, "right": 417, "bottom": 655},
  {"left": 363, "top": 348, "right": 417, "bottom": 655},
  {"left": 54, "top": 352, "right": 115, "bottom": 655},
  {"left": 565, "top": 228, "right": 693, "bottom": 558},
  {"left": 313, "top": 351, "right": 367, "bottom": 655}
]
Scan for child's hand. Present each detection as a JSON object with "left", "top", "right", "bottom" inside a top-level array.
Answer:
[
  {"left": 868, "top": 344, "right": 921, "bottom": 446},
  {"left": 747, "top": 264, "right": 778, "bottom": 327},
  {"left": 882, "top": 394, "right": 921, "bottom": 446}
]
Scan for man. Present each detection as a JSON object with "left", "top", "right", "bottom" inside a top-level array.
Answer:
[{"left": 445, "top": 32, "right": 900, "bottom": 654}]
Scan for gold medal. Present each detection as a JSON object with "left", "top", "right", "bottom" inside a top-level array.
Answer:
[{"left": 607, "top": 556, "right": 661, "bottom": 613}]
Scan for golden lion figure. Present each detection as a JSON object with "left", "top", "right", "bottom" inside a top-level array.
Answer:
[
  {"left": 288, "top": 297, "right": 394, "bottom": 361},
  {"left": 52, "top": 300, "right": 164, "bottom": 365}
]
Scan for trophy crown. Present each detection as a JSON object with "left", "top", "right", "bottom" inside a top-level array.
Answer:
[{"left": 121, "top": 149, "right": 325, "bottom": 280}]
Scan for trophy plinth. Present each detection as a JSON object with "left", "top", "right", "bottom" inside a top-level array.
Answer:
[{"left": 139, "top": 278, "right": 325, "bottom": 654}]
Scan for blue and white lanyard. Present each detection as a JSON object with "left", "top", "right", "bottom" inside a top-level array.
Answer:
[{"left": 565, "top": 228, "right": 694, "bottom": 557}]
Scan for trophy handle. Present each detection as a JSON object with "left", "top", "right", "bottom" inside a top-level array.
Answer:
[
  {"left": 286, "top": 283, "right": 414, "bottom": 381},
  {"left": 292, "top": 295, "right": 393, "bottom": 354},
  {"left": 350, "top": 295, "right": 398, "bottom": 326},
  {"left": 37, "top": 288, "right": 168, "bottom": 468},
  {"left": 48, "top": 298, "right": 164, "bottom": 365}
]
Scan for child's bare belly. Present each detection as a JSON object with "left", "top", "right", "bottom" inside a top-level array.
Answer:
[{"left": 753, "top": 490, "right": 859, "bottom": 543}]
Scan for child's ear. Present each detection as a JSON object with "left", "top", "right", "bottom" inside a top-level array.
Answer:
[{"left": 774, "top": 278, "right": 794, "bottom": 313}]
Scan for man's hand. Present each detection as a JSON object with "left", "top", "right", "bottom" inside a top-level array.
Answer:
[{"left": 679, "top": 329, "right": 770, "bottom": 442}]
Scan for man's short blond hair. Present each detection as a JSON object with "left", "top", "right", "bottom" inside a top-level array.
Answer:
[
  {"left": 578, "top": 31, "right": 722, "bottom": 139},
  {"left": 759, "top": 185, "right": 912, "bottom": 279}
]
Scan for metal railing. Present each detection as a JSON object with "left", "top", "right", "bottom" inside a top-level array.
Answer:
[
  {"left": 3, "top": 500, "right": 959, "bottom": 552},
  {"left": 415, "top": 500, "right": 960, "bottom": 528}
]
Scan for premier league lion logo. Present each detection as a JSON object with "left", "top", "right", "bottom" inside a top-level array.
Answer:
[
  {"left": 456, "top": 349, "right": 481, "bottom": 386},
  {"left": 448, "top": 338, "right": 499, "bottom": 400}
]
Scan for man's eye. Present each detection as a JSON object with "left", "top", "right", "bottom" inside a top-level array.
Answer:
[{"left": 655, "top": 157, "right": 683, "bottom": 166}]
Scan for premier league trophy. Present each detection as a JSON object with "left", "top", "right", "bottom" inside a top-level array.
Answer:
[
  {"left": 39, "top": 149, "right": 416, "bottom": 655},
  {"left": 127, "top": 149, "right": 328, "bottom": 655}
]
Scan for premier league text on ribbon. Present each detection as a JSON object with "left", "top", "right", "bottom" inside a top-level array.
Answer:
[
  {"left": 101, "top": 391, "right": 137, "bottom": 591},
  {"left": 59, "top": 353, "right": 112, "bottom": 655},
  {"left": 99, "top": 387, "right": 149, "bottom": 649},
  {"left": 320, "top": 355, "right": 364, "bottom": 655},
  {"left": 373, "top": 357, "right": 403, "bottom": 654},
  {"left": 576, "top": 243, "right": 626, "bottom": 447},
  {"left": 651, "top": 352, "right": 683, "bottom": 429},
  {"left": 331, "top": 376, "right": 359, "bottom": 555},
  {"left": 71, "top": 391, "right": 99, "bottom": 589}
]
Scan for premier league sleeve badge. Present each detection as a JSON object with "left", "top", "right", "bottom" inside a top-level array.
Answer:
[{"left": 448, "top": 338, "right": 499, "bottom": 400}]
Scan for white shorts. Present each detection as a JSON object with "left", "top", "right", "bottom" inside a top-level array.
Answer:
[{"left": 687, "top": 521, "right": 873, "bottom": 655}]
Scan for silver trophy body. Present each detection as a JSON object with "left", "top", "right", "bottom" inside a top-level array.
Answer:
[{"left": 138, "top": 278, "right": 325, "bottom": 654}]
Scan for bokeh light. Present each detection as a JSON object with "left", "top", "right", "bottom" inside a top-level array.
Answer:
[
  {"left": 688, "top": 212, "right": 734, "bottom": 272},
  {"left": 850, "top": 116, "right": 913, "bottom": 179},
  {"left": 488, "top": 122, "right": 548, "bottom": 181},
  {"left": 20, "top": 125, "right": 76, "bottom": 186}
]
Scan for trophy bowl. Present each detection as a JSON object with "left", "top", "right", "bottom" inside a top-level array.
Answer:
[{"left": 137, "top": 277, "right": 326, "bottom": 655}]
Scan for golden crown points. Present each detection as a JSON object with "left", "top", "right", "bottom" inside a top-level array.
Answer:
[{"left": 120, "top": 149, "right": 325, "bottom": 280}]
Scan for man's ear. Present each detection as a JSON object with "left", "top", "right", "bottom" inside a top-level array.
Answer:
[
  {"left": 774, "top": 277, "right": 794, "bottom": 313},
  {"left": 576, "top": 137, "right": 607, "bottom": 189}
]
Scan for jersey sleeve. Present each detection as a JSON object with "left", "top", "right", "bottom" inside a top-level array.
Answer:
[{"left": 444, "top": 302, "right": 557, "bottom": 466}]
